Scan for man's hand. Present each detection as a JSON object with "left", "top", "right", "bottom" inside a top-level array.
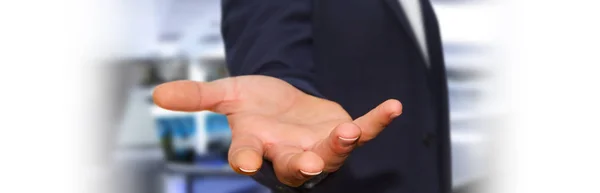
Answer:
[{"left": 153, "top": 75, "right": 402, "bottom": 187}]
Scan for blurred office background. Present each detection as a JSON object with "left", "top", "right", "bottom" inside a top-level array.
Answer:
[{"left": 105, "top": 0, "right": 501, "bottom": 193}]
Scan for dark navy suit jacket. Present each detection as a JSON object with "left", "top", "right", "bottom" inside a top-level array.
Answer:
[{"left": 221, "top": 0, "right": 451, "bottom": 192}]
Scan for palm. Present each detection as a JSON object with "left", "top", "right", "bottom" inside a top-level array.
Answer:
[
  {"left": 153, "top": 75, "right": 402, "bottom": 186},
  {"left": 226, "top": 76, "right": 351, "bottom": 149}
]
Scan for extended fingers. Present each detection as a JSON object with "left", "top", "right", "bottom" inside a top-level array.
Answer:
[
  {"left": 228, "top": 135, "right": 264, "bottom": 175},
  {"left": 265, "top": 145, "right": 325, "bottom": 187}
]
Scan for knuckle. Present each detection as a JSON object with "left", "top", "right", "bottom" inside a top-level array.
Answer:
[
  {"left": 334, "top": 149, "right": 352, "bottom": 158},
  {"left": 377, "top": 120, "right": 391, "bottom": 128},
  {"left": 331, "top": 143, "right": 353, "bottom": 157}
]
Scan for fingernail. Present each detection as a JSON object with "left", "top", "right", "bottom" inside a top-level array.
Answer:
[
  {"left": 338, "top": 136, "right": 359, "bottom": 146},
  {"left": 389, "top": 113, "right": 401, "bottom": 119},
  {"left": 300, "top": 170, "right": 323, "bottom": 176},
  {"left": 239, "top": 168, "right": 257, "bottom": 173}
]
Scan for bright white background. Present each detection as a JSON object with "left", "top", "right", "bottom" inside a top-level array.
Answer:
[
  {"left": 497, "top": 0, "right": 600, "bottom": 193},
  {"left": 0, "top": 0, "right": 599, "bottom": 193}
]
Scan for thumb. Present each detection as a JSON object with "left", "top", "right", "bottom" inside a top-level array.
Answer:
[
  {"left": 353, "top": 99, "right": 403, "bottom": 145},
  {"left": 152, "top": 78, "right": 239, "bottom": 113}
]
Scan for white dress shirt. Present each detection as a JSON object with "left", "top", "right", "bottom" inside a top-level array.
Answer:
[{"left": 398, "top": 0, "right": 430, "bottom": 65}]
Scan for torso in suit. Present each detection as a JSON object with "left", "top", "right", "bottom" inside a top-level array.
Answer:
[{"left": 221, "top": 0, "right": 451, "bottom": 192}]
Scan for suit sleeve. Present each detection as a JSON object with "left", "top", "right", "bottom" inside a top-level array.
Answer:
[
  {"left": 221, "top": 0, "right": 322, "bottom": 97},
  {"left": 221, "top": 0, "right": 328, "bottom": 192}
]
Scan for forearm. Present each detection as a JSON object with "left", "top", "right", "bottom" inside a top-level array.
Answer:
[{"left": 221, "top": 0, "right": 322, "bottom": 97}]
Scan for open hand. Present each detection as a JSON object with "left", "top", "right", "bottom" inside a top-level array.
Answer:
[{"left": 153, "top": 75, "right": 402, "bottom": 187}]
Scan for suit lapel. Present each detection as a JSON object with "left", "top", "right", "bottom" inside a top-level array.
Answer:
[{"left": 383, "top": 0, "right": 427, "bottom": 63}]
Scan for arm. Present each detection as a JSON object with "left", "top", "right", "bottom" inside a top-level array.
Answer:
[
  {"left": 221, "top": 0, "right": 322, "bottom": 97},
  {"left": 221, "top": 0, "right": 330, "bottom": 191},
  {"left": 151, "top": 1, "right": 401, "bottom": 192}
]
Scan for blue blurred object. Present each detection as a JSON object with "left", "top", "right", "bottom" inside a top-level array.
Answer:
[
  {"left": 163, "top": 161, "right": 269, "bottom": 193},
  {"left": 156, "top": 115, "right": 197, "bottom": 138},
  {"left": 192, "top": 177, "right": 267, "bottom": 193},
  {"left": 154, "top": 112, "right": 234, "bottom": 164},
  {"left": 205, "top": 113, "right": 231, "bottom": 134},
  {"left": 156, "top": 115, "right": 197, "bottom": 162},
  {"left": 166, "top": 175, "right": 269, "bottom": 193}
]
